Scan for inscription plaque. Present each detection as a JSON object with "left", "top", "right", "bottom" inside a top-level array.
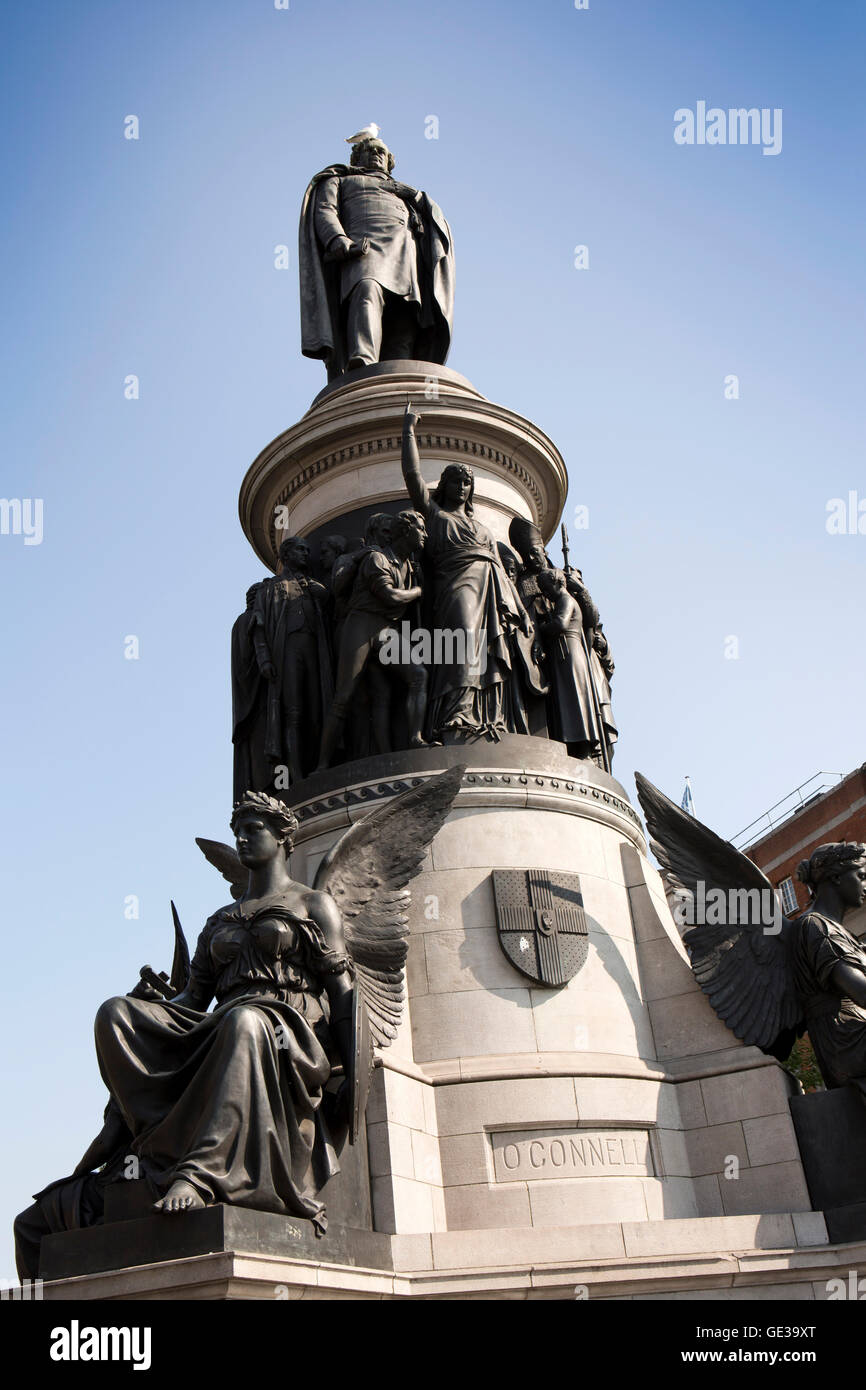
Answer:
[{"left": 491, "top": 1128, "right": 653, "bottom": 1182}]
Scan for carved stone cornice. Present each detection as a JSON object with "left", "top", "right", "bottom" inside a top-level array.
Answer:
[
  {"left": 265, "top": 432, "right": 543, "bottom": 558},
  {"left": 239, "top": 363, "right": 569, "bottom": 569},
  {"left": 288, "top": 763, "right": 645, "bottom": 852}
]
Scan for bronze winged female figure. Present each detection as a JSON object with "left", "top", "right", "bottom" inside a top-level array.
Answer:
[
  {"left": 14, "top": 768, "right": 463, "bottom": 1279},
  {"left": 635, "top": 772, "right": 866, "bottom": 1091}
]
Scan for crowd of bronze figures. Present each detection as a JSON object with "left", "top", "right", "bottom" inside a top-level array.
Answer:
[{"left": 232, "top": 408, "right": 617, "bottom": 795}]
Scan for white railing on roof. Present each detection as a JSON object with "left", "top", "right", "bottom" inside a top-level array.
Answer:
[{"left": 731, "top": 772, "right": 843, "bottom": 852}]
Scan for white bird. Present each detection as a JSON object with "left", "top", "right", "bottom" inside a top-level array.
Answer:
[{"left": 345, "top": 123, "right": 380, "bottom": 145}]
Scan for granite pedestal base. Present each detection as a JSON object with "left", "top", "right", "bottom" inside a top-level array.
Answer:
[
  {"left": 39, "top": 1204, "right": 389, "bottom": 1286},
  {"left": 33, "top": 743, "right": 822, "bottom": 1299},
  {"left": 280, "top": 745, "right": 814, "bottom": 1240},
  {"left": 33, "top": 1209, "right": 866, "bottom": 1301}
]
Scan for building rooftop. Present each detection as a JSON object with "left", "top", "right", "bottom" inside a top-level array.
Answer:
[{"left": 733, "top": 772, "right": 843, "bottom": 852}]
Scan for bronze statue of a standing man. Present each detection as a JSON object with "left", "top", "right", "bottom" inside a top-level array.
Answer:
[
  {"left": 299, "top": 131, "right": 454, "bottom": 379},
  {"left": 317, "top": 509, "right": 432, "bottom": 769}
]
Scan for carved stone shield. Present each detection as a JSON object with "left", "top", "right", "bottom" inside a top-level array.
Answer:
[{"left": 492, "top": 869, "right": 589, "bottom": 987}]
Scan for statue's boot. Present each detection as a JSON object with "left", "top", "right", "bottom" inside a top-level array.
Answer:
[{"left": 316, "top": 712, "right": 345, "bottom": 771}]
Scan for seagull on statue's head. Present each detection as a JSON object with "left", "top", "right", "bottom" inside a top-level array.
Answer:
[{"left": 345, "top": 123, "right": 380, "bottom": 145}]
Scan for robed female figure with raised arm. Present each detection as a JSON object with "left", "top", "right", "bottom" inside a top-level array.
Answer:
[{"left": 401, "top": 403, "right": 525, "bottom": 739}]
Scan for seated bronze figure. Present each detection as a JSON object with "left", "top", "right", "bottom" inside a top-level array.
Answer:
[{"left": 14, "top": 769, "right": 463, "bottom": 1280}]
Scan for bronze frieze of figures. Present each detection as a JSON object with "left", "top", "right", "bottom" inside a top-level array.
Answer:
[{"left": 231, "top": 405, "right": 617, "bottom": 790}]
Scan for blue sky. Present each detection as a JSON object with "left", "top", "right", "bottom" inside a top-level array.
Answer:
[{"left": 1, "top": 0, "right": 864, "bottom": 1272}]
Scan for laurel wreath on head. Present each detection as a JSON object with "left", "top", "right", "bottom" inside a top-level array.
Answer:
[{"left": 230, "top": 790, "right": 299, "bottom": 841}]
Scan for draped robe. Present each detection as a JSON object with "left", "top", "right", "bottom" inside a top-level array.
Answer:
[{"left": 422, "top": 502, "right": 519, "bottom": 737}]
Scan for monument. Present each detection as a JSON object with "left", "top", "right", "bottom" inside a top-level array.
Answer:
[{"left": 18, "top": 130, "right": 866, "bottom": 1301}]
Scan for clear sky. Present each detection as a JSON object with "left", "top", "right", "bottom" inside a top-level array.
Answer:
[{"left": 1, "top": 0, "right": 864, "bottom": 1274}]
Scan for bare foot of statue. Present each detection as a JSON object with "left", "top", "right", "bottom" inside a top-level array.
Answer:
[
  {"left": 409, "top": 735, "right": 441, "bottom": 749},
  {"left": 154, "top": 1179, "right": 206, "bottom": 1214}
]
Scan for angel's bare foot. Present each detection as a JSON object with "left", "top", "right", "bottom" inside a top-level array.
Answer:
[{"left": 154, "top": 1180, "right": 205, "bottom": 1214}]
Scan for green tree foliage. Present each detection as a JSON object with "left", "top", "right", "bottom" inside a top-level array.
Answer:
[{"left": 784, "top": 1034, "right": 823, "bottom": 1094}]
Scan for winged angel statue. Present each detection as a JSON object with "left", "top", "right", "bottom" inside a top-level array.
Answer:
[
  {"left": 14, "top": 768, "right": 463, "bottom": 1279},
  {"left": 635, "top": 773, "right": 866, "bottom": 1094}
]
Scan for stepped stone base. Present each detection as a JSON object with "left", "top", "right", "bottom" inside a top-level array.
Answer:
[
  {"left": 791, "top": 1086, "right": 866, "bottom": 1243},
  {"left": 33, "top": 1209, "right": 866, "bottom": 1301}
]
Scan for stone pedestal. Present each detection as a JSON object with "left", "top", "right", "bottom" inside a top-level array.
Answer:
[
  {"left": 238, "top": 360, "right": 568, "bottom": 565},
  {"left": 38, "top": 361, "right": 846, "bottom": 1301},
  {"left": 36, "top": 1209, "right": 863, "bottom": 1301},
  {"left": 285, "top": 740, "right": 813, "bottom": 1245}
]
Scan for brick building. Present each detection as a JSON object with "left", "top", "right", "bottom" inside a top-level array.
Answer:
[{"left": 737, "top": 763, "right": 866, "bottom": 936}]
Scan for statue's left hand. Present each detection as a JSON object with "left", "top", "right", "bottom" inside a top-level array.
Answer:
[{"left": 128, "top": 978, "right": 166, "bottom": 1002}]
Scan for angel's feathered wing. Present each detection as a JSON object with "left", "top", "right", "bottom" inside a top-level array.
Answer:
[
  {"left": 635, "top": 772, "right": 803, "bottom": 1059},
  {"left": 314, "top": 765, "right": 465, "bottom": 1049},
  {"left": 195, "top": 837, "right": 247, "bottom": 900}
]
